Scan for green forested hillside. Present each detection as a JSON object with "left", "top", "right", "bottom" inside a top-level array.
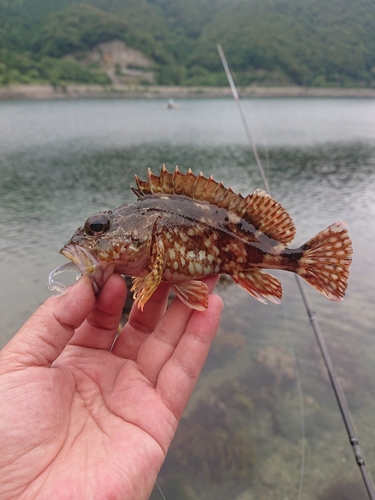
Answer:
[{"left": 1, "top": 0, "right": 374, "bottom": 87}]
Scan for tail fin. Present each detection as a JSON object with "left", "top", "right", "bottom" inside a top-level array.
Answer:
[{"left": 297, "top": 221, "right": 353, "bottom": 301}]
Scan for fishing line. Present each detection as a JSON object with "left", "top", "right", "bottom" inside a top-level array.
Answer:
[
  {"left": 295, "top": 276, "right": 375, "bottom": 500},
  {"left": 218, "top": 43, "right": 306, "bottom": 498},
  {"left": 282, "top": 296, "right": 306, "bottom": 500},
  {"left": 111, "top": 338, "right": 168, "bottom": 499},
  {"left": 218, "top": 43, "right": 375, "bottom": 500},
  {"left": 155, "top": 480, "right": 167, "bottom": 500},
  {"left": 217, "top": 44, "right": 270, "bottom": 194}
]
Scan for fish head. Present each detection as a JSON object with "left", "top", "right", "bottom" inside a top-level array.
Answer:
[{"left": 60, "top": 209, "right": 159, "bottom": 289}]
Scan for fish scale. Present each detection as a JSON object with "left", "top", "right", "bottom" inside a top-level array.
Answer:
[{"left": 58, "top": 165, "right": 353, "bottom": 310}]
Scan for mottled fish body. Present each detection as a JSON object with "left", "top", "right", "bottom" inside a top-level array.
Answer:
[{"left": 60, "top": 166, "right": 353, "bottom": 310}]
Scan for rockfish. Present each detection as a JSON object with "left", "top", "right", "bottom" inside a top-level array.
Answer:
[{"left": 58, "top": 166, "right": 353, "bottom": 310}]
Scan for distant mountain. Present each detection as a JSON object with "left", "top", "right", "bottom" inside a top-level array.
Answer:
[{"left": 1, "top": 0, "right": 374, "bottom": 87}]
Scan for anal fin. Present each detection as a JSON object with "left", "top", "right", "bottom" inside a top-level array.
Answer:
[
  {"left": 171, "top": 280, "right": 208, "bottom": 311},
  {"left": 232, "top": 270, "right": 282, "bottom": 305}
]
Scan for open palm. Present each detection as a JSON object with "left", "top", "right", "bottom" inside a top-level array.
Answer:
[{"left": 0, "top": 275, "right": 222, "bottom": 500}]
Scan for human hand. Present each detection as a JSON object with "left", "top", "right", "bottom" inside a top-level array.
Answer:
[{"left": 0, "top": 275, "right": 222, "bottom": 500}]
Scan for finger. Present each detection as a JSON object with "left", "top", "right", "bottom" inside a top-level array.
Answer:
[
  {"left": 0, "top": 277, "right": 95, "bottom": 372},
  {"left": 69, "top": 274, "right": 127, "bottom": 350},
  {"left": 157, "top": 294, "right": 223, "bottom": 420},
  {"left": 111, "top": 282, "right": 170, "bottom": 360},
  {"left": 135, "top": 275, "right": 220, "bottom": 384}
]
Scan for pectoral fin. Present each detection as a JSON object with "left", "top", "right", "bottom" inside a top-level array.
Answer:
[
  {"left": 131, "top": 237, "right": 165, "bottom": 310},
  {"left": 171, "top": 280, "right": 209, "bottom": 311},
  {"left": 232, "top": 270, "right": 282, "bottom": 305}
]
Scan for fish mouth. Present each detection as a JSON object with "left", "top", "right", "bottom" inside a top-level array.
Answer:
[
  {"left": 60, "top": 243, "right": 115, "bottom": 290},
  {"left": 60, "top": 244, "right": 97, "bottom": 276}
]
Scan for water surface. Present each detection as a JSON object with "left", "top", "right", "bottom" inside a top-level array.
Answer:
[{"left": 1, "top": 98, "right": 375, "bottom": 500}]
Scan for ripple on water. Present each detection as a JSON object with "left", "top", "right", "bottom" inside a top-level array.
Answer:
[{"left": 1, "top": 99, "right": 375, "bottom": 499}]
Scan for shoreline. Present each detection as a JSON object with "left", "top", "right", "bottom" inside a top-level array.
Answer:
[{"left": 1, "top": 84, "right": 375, "bottom": 100}]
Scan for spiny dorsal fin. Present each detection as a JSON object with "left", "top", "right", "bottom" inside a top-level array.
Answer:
[{"left": 132, "top": 165, "right": 296, "bottom": 245}]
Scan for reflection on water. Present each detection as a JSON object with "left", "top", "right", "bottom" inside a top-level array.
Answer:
[{"left": 1, "top": 99, "right": 375, "bottom": 499}]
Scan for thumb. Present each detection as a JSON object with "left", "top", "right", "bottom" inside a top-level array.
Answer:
[{"left": 0, "top": 276, "right": 96, "bottom": 372}]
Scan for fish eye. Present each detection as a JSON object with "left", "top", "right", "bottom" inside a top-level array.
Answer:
[{"left": 84, "top": 214, "right": 111, "bottom": 236}]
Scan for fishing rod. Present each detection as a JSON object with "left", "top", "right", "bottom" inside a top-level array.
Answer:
[{"left": 217, "top": 43, "right": 375, "bottom": 500}]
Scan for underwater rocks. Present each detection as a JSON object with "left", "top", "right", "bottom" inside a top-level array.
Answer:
[{"left": 164, "top": 379, "right": 256, "bottom": 483}]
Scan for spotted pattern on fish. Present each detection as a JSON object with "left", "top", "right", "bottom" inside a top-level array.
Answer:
[{"left": 60, "top": 165, "right": 353, "bottom": 310}]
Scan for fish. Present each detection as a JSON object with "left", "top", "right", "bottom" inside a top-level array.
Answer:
[{"left": 58, "top": 165, "right": 353, "bottom": 311}]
